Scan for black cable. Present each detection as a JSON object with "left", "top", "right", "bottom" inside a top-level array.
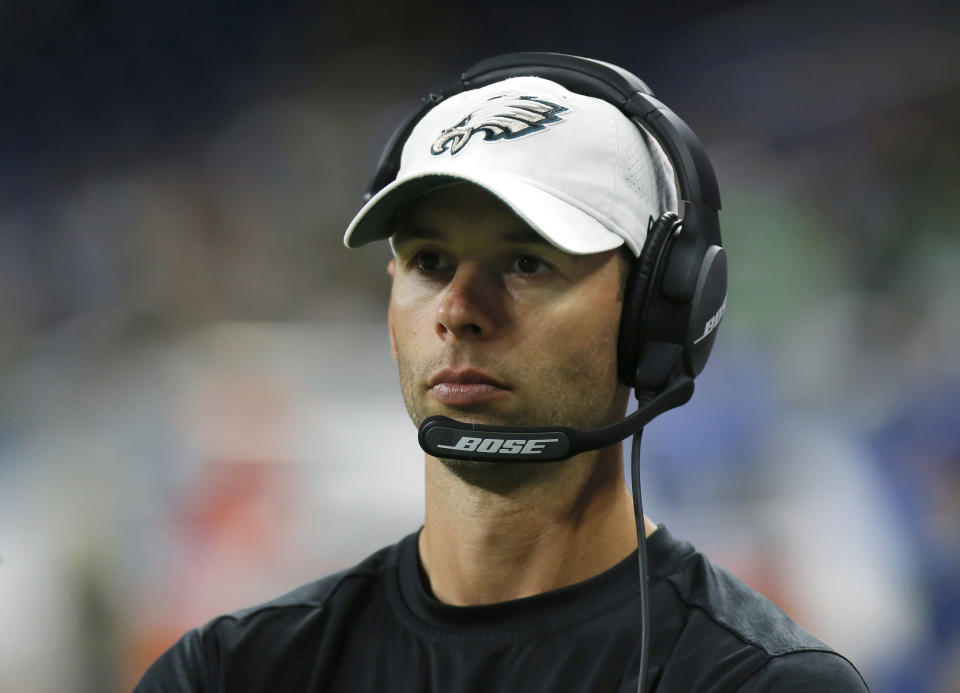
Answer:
[{"left": 631, "top": 426, "right": 651, "bottom": 693}]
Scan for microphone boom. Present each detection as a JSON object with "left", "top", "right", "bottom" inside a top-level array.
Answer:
[{"left": 419, "top": 376, "right": 694, "bottom": 462}]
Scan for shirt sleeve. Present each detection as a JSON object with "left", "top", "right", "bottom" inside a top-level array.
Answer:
[
  {"left": 132, "top": 627, "right": 211, "bottom": 693},
  {"left": 737, "top": 650, "right": 870, "bottom": 692}
]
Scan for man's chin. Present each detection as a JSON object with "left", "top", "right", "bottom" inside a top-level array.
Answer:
[
  {"left": 433, "top": 452, "right": 567, "bottom": 493},
  {"left": 422, "top": 411, "right": 550, "bottom": 430},
  {"left": 418, "top": 402, "right": 518, "bottom": 427}
]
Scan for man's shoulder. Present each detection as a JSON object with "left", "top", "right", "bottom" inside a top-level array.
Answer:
[
  {"left": 200, "top": 538, "right": 396, "bottom": 637},
  {"left": 649, "top": 527, "right": 869, "bottom": 691},
  {"left": 652, "top": 527, "right": 825, "bottom": 655},
  {"left": 133, "top": 538, "right": 403, "bottom": 692},
  {"left": 219, "top": 542, "right": 392, "bottom": 625}
]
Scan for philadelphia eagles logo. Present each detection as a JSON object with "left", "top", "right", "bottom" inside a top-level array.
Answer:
[{"left": 431, "top": 95, "right": 569, "bottom": 156}]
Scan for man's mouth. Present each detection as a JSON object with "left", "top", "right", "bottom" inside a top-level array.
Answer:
[{"left": 428, "top": 368, "right": 510, "bottom": 406}]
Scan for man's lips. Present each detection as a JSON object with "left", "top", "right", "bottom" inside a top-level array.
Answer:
[{"left": 428, "top": 369, "right": 510, "bottom": 406}]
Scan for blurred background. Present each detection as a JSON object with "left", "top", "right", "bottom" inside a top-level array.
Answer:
[{"left": 1, "top": 0, "right": 958, "bottom": 690}]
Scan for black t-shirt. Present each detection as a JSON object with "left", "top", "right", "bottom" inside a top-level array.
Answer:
[{"left": 135, "top": 526, "right": 869, "bottom": 691}]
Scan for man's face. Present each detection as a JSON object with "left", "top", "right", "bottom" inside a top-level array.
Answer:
[{"left": 388, "top": 183, "right": 630, "bottom": 434}]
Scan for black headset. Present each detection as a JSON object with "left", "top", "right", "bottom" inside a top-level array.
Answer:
[{"left": 364, "top": 51, "right": 727, "bottom": 399}]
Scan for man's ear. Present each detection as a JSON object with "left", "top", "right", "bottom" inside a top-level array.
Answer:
[{"left": 387, "top": 258, "right": 396, "bottom": 277}]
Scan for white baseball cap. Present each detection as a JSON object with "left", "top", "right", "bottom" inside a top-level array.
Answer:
[{"left": 343, "top": 76, "right": 677, "bottom": 257}]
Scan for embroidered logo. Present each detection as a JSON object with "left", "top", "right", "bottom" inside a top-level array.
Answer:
[{"left": 430, "top": 95, "right": 569, "bottom": 156}]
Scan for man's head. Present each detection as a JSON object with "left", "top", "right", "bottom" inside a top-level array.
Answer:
[
  {"left": 345, "top": 63, "right": 722, "bottom": 454},
  {"left": 344, "top": 75, "right": 678, "bottom": 434}
]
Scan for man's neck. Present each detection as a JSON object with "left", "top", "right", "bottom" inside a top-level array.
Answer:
[{"left": 418, "top": 448, "right": 654, "bottom": 606}]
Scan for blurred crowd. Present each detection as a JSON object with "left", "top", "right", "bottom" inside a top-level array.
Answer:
[{"left": 0, "top": 1, "right": 958, "bottom": 691}]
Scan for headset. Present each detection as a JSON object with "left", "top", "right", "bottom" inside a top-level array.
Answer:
[{"left": 362, "top": 52, "right": 726, "bottom": 693}]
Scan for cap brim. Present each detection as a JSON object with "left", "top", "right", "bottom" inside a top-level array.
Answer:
[{"left": 343, "top": 171, "right": 628, "bottom": 255}]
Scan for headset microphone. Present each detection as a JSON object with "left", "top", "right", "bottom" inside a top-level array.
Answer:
[{"left": 418, "top": 375, "right": 694, "bottom": 462}]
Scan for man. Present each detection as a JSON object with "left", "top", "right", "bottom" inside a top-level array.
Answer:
[{"left": 136, "top": 56, "right": 869, "bottom": 691}]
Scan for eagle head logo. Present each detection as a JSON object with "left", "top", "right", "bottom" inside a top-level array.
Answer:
[{"left": 430, "top": 95, "right": 569, "bottom": 156}]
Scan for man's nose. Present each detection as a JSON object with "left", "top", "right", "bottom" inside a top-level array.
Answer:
[{"left": 435, "top": 264, "right": 498, "bottom": 340}]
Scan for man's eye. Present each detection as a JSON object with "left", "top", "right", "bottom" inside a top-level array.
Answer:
[
  {"left": 412, "top": 250, "right": 448, "bottom": 273},
  {"left": 511, "top": 255, "right": 545, "bottom": 275}
]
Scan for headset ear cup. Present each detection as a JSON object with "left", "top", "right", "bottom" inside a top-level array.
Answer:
[{"left": 617, "top": 213, "right": 681, "bottom": 386}]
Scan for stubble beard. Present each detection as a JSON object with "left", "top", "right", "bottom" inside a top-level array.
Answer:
[{"left": 394, "top": 343, "right": 625, "bottom": 494}]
